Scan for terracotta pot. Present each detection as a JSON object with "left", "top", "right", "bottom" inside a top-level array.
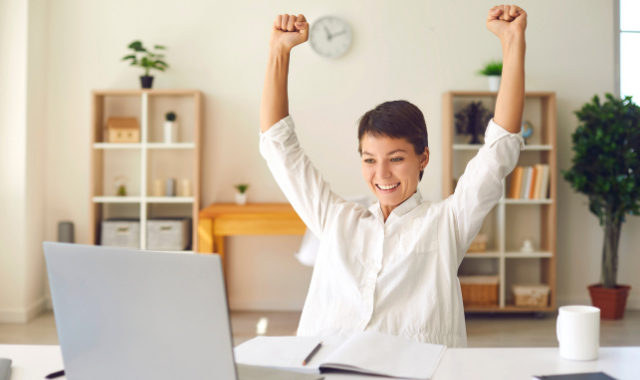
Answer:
[{"left": 587, "top": 284, "right": 631, "bottom": 320}]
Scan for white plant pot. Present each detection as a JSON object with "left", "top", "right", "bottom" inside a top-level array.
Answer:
[
  {"left": 235, "top": 193, "right": 247, "bottom": 205},
  {"left": 487, "top": 76, "right": 501, "bottom": 92},
  {"left": 163, "top": 121, "right": 178, "bottom": 144}
]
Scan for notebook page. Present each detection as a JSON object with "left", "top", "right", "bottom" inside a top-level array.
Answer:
[
  {"left": 320, "top": 331, "right": 446, "bottom": 379},
  {"left": 234, "top": 336, "right": 345, "bottom": 374}
]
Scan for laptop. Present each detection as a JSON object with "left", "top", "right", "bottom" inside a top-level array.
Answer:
[{"left": 44, "top": 242, "right": 322, "bottom": 380}]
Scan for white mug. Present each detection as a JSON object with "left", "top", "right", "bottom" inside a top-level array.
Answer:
[{"left": 556, "top": 305, "right": 600, "bottom": 361}]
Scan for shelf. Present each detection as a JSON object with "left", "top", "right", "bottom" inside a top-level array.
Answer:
[
  {"left": 93, "top": 196, "right": 141, "bottom": 203},
  {"left": 465, "top": 305, "right": 555, "bottom": 313},
  {"left": 465, "top": 252, "right": 501, "bottom": 258},
  {"left": 444, "top": 90, "right": 557, "bottom": 314},
  {"left": 504, "top": 199, "right": 553, "bottom": 204},
  {"left": 453, "top": 144, "right": 553, "bottom": 151},
  {"left": 146, "top": 196, "right": 194, "bottom": 203},
  {"left": 94, "top": 143, "right": 142, "bottom": 149},
  {"left": 147, "top": 143, "right": 195, "bottom": 149},
  {"left": 504, "top": 251, "right": 553, "bottom": 258},
  {"left": 90, "top": 90, "right": 203, "bottom": 251}
]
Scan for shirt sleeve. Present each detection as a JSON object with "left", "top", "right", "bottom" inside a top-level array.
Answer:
[
  {"left": 259, "top": 115, "right": 344, "bottom": 238},
  {"left": 446, "top": 118, "right": 524, "bottom": 264}
]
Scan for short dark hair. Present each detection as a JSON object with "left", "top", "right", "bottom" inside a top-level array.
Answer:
[{"left": 357, "top": 100, "right": 429, "bottom": 181}]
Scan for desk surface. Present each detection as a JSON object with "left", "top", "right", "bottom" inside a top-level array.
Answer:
[
  {"left": 2, "top": 344, "right": 639, "bottom": 380},
  {"left": 199, "top": 203, "right": 298, "bottom": 218}
]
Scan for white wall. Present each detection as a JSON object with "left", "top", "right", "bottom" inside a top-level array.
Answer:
[
  {"left": 0, "top": 0, "right": 48, "bottom": 323},
  {"left": 33, "top": 0, "right": 639, "bottom": 312}
]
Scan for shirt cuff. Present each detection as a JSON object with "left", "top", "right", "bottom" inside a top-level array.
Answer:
[
  {"left": 259, "top": 115, "right": 296, "bottom": 144},
  {"left": 484, "top": 118, "right": 525, "bottom": 150}
]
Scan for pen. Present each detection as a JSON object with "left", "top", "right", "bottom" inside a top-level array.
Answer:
[
  {"left": 45, "top": 369, "right": 65, "bottom": 379},
  {"left": 302, "top": 341, "right": 322, "bottom": 366}
]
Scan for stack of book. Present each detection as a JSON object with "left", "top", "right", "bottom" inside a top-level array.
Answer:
[{"left": 508, "top": 165, "right": 550, "bottom": 199}]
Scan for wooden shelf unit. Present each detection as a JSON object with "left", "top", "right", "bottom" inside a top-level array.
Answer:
[
  {"left": 89, "top": 89, "right": 203, "bottom": 251},
  {"left": 443, "top": 91, "right": 557, "bottom": 313}
]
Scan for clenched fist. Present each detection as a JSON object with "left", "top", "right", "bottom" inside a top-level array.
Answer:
[
  {"left": 486, "top": 5, "right": 527, "bottom": 40},
  {"left": 270, "top": 14, "right": 309, "bottom": 52}
]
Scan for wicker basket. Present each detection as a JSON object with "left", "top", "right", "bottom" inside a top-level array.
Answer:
[
  {"left": 512, "top": 284, "right": 550, "bottom": 308},
  {"left": 467, "top": 233, "right": 488, "bottom": 253},
  {"left": 459, "top": 276, "right": 499, "bottom": 307}
]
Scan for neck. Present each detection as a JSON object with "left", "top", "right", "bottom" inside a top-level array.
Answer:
[{"left": 380, "top": 191, "right": 417, "bottom": 222}]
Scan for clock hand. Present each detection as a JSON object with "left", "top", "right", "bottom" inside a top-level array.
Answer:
[
  {"left": 323, "top": 25, "right": 332, "bottom": 41},
  {"left": 330, "top": 30, "right": 347, "bottom": 38}
]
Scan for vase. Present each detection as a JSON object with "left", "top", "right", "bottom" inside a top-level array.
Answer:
[
  {"left": 487, "top": 75, "right": 501, "bottom": 92},
  {"left": 140, "top": 75, "right": 154, "bottom": 89},
  {"left": 235, "top": 193, "right": 247, "bottom": 205},
  {"left": 587, "top": 284, "right": 631, "bottom": 320},
  {"left": 163, "top": 121, "right": 178, "bottom": 143}
]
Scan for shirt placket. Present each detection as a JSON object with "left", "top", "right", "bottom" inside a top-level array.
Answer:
[{"left": 357, "top": 225, "right": 385, "bottom": 331}]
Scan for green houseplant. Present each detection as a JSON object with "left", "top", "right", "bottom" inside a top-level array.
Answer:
[
  {"left": 478, "top": 60, "right": 503, "bottom": 92},
  {"left": 122, "top": 41, "right": 169, "bottom": 89},
  {"left": 234, "top": 184, "right": 249, "bottom": 205},
  {"left": 562, "top": 93, "right": 640, "bottom": 319}
]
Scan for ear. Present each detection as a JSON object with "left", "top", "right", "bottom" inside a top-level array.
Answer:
[{"left": 420, "top": 147, "right": 430, "bottom": 168}]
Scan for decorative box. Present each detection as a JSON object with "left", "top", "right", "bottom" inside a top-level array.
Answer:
[
  {"left": 146, "top": 218, "right": 191, "bottom": 251},
  {"left": 459, "top": 275, "right": 499, "bottom": 307},
  {"left": 467, "top": 233, "right": 487, "bottom": 253},
  {"left": 106, "top": 117, "right": 140, "bottom": 143},
  {"left": 512, "top": 284, "right": 550, "bottom": 308},
  {"left": 100, "top": 219, "right": 140, "bottom": 248}
]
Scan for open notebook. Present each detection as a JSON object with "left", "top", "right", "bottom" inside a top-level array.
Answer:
[{"left": 234, "top": 331, "right": 446, "bottom": 380}]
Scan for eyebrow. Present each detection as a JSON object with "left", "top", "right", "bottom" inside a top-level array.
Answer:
[{"left": 362, "top": 149, "right": 407, "bottom": 156}]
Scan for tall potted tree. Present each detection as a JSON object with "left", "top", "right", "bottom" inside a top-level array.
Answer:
[{"left": 562, "top": 93, "right": 640, "bottom": 319}]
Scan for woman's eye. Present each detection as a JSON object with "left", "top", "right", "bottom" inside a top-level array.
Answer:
[
  {"left": 364, "top": 159, "right": 374, "bottom": 164},
  {"left": 391, "top": 157, "right": 404, "bottom": 162}
]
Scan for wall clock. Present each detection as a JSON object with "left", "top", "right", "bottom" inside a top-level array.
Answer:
[{"left": 309, "top": 16, "right": 352, "bottom": 58}]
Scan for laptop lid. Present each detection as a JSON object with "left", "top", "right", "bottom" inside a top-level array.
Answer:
[{"left": 44, "top": 242, "right": 237, "bottom": 380}]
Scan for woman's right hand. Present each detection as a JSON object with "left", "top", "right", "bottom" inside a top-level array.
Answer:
[{"left": 270, "top": 14, "right": 309, "bottom": 53}]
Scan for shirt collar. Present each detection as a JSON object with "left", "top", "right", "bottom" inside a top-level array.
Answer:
[{"left": 368, "top": 191, "right": 423, "bottom": 225}]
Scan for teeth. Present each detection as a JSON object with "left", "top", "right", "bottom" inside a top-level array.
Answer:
[{"left": 378, "top": 183, "right": 399, "bottom": 190}]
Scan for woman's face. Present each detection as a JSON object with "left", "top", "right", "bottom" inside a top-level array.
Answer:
[{"left": 360, "top": 134, "right": 429, "bottom": 208}]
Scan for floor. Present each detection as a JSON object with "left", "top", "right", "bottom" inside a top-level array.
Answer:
[{"left": 1, "top": 310, "right": 639, "bottom": 347}]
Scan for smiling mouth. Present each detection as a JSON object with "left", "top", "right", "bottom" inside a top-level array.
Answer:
[{"left": 376, "top": 182, "right": 400, "bottom": 191}]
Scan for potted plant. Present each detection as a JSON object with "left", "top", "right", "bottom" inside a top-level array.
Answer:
[
  {"left": 562, "top": 93, "right": 640, "bottom": 319},
  {"left": 234, "top": 184, "right": 249, "bottom": 205},
  {"left": 164, "top": 111, "right": 178, "bottom": 143},
  {"left": 478, "top": 60, "right": 503, "bottom": 92},
  {"left": 122, "top": 41, "right": 169, "bottom": 89}
]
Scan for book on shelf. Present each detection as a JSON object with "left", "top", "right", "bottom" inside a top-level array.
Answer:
[{"left": 508, "top": 165, "right": 550, "bottom": 200}]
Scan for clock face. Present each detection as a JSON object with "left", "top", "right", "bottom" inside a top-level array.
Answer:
[{"left": 309, "top": 16, "right": 352, "bottom": 58}]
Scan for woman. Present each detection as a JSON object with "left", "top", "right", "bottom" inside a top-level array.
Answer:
[{"left": 260, "top": 5, "right": 527, "bottom": 348}]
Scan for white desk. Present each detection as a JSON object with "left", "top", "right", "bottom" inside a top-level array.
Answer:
[{"left": 1, "top": 344, "right": 639, "bottom": 380}]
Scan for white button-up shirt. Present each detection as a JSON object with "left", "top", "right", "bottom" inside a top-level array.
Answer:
[{"left": 260, "top": 115, "right": 524, "bottom": 347}]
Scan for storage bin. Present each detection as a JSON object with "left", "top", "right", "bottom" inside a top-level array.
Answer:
[
  {"left": 147, "top": 218, "right": 191, "bottom": 251},
  {"left": 512, "top": 284, "right": 550, "bottom": 307},
  {"left": 459, "top": 275, "right": 499, "bottom": 307},
  {"left": 100, "top": 219, "right": 140, "bottom": 248}
]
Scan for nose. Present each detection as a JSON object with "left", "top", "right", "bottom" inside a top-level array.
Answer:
[{"left": 377, "top": 161, "right": 392, "bottom": 179}]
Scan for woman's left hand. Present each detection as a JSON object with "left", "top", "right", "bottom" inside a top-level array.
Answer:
[{"left": 486, "top": 4, "right": 527, "bottom": 40}]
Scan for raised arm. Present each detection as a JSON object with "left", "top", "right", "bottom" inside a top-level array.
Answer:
[
  {"left": 486, "top": 5, "right": 527, "bottom": 133},
  {"left": 260, "top": 14, "right": 309, "bottom": 133},
  {"left": 447, "top": 5, "right": 527, "bottom": 265}
]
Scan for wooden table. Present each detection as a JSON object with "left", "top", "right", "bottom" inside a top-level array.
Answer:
[{"left": 197, "top": 203, "right": 307, "bottom": 265}]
